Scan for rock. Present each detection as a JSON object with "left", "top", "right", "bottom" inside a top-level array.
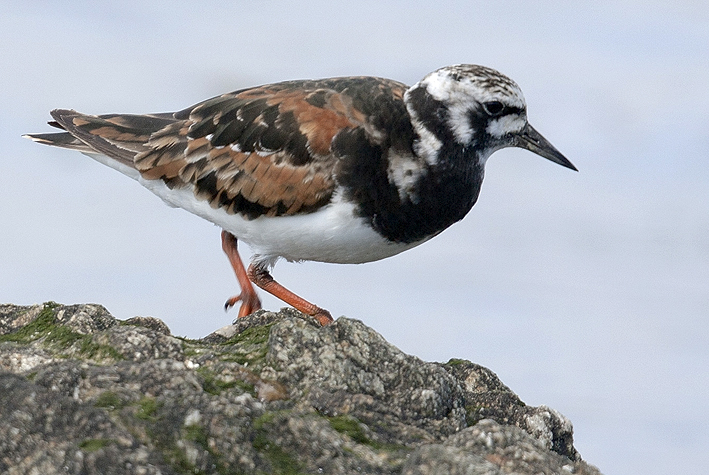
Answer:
[{"left": 0, "top": 302, "right": 602, "bottom": 474}]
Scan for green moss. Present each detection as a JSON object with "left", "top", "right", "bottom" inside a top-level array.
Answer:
[
  {"left": 0, "top": 302, "right": 59, "bottom": 343},
  {"left": 199, "top": 370, "right": 227, "bottom": 396},
  {"left": 118, "top": 319, "right": 142, "bottom": 328},
  {"left": 78, "top": 338, "right": 124, "bottom": 361},
  {"left": 0, "top": 301, "right": 87, "bottom": 351},
  {"left": 137, "top": 408, "right": 228, "bottom": 475},
  {"left": 328, "top": 415, "right": 371, "bottom": 445},
  {"left": 132, "top": 400, "right": 212, "bottom": 474},
  {"left": 136, "top": 396, "right": 162, "bottom": 421},
  {"left": 79, "top": 438, "right": 114, "bottom": 452},
  {"left": 219, "top": 324, "right": 273, "bottom": 367},
  {"left": 210, "top": 378, "right": 255, "bottom": 396},
  {"left": 180, "top": 341, "right": 205, "bottom": 359},
  {"left": 146, "top": 422, "right": 228, "bottom": 475},
  {"left": 252, "top": 411, "right": 279, "bottom": 430},
  {"left": 465, "top": 404, "right": 483, "bottom": 426},
  {"left": 0, "top": 302, "right": 122, "bottom": 363},
  {"left": 327, "top": 415, "right": 408, "bottom": 452},
  {"left": 234, "top": 379, "right": 258, "bottom": 396},
  {"left": 223, "top": 324, "right": 272, "bottom": 346},
  {"left": 197, "top": 367, "right": 256, "bottom": 397},
  {"left": 251, "top": 412, "right": 307, "bottom": 475},
  {"left": 184, "top": 424, "right": 209, "bottom": 449},
  {"left": 164, "top": 447, "right": 202, "bottom": 475},
  {"left": 94, "top": 391, "right": 127, "bottom": 411},
  {"left": 252, "top": 433, "right": 306, "bottom": 475}
]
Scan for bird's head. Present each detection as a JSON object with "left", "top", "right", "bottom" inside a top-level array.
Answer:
[{"left": 404, "top": 64, "right": 576, "bottom": 171}]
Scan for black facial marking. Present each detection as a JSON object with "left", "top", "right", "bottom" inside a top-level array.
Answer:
[
  {"left": 332, "top": 77, "right": 493, "bottom": 242},
  {"left": 405, "top": 86, "right": 455, "bottom": 143},
  {"left": 468, "top": 104, "right": 526, "bottom": 152}
]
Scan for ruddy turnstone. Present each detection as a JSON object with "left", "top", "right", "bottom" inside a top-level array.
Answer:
[{"left": 25, "top": 64, "right": 576, "bottom": 326}]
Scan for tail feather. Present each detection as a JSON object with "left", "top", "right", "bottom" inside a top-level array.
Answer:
[
  {"left": 23, "top": 130, "right": 94, "bottom": 153},
  {"left": 24, "top": 109, "right": 181, "bottom": 169}
]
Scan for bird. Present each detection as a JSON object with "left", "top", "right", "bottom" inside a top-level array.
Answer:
[{"left": 25, "top": 64, "right": 576, "bottom": 326}]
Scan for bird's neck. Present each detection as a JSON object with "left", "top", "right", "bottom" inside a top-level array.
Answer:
[
  {"left": 335, "top": 87, "right": 486, "bottom": 244},
  {"left": 337, "top": 137, "right": 485, "bottom": 244}
]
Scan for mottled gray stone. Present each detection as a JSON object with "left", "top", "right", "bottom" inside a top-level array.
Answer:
[
  {"left": 445, "top": 358, "right": 578, "bottom": 459},
  {"left": 0, "top": 373, "right": 169, "bottom": 475},
  {"left": 55, "top": 303, "right": 117, "bottom": 334},
  {"left": 94, "top": 325, "right": 185, "bottom": 362},
  {"left": 402, "top": 419, "right": 601, "bottom": 475},
  {"left": 0, "top": 303, "right": 43, "bottom": 335},
  {"left": 123, "top": 315, "right": 172, "bottom": 336},
  {"left": 0, "top": 302, "right": 602, "bottom": 474}
]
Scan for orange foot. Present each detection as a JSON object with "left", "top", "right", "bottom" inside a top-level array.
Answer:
[{"left": 221, "top": 230, "right": 333, "bottom": 326}]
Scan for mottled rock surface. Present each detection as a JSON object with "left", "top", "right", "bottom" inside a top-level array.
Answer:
[{"left": 0, "top": 302, "right": 602, "bottom": 474}]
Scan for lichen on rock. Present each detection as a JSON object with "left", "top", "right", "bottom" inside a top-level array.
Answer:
[{"left": 0, "top": 302, "right": 602, "bottom": 474}]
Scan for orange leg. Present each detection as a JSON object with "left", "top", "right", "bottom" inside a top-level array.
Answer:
[
  {"left": 221, "top": 230, "right": 262, "bottom": 318},
  {"left": 247, "top": 262, "right": 334, "bottom": 327},
  {"left": 221, "top": 230, "right": 333, "bottom": 326}
]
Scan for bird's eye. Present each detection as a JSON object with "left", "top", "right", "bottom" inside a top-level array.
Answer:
[{"left": 482, "top": 101, "right": 505, "bottom": 116}]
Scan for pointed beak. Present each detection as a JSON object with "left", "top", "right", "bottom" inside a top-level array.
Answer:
[{"left": 515, "top": 123, "right": 577, "bottom": 171}]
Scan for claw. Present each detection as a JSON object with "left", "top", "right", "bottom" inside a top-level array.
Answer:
[
  {"left": 224, "top": 296, "right": 240, "bottom": 312},
  {"left": 224, "top": 293, "right": 262, "bottom": 317},
  {"left": 312, "top": 308, "right": 334, "bottom": 326}
]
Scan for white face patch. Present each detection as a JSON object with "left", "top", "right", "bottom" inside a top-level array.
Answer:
[
  {"left": 486, "top": 114, "right": 527, "bottom": 138},
  {"left": 447, "top": 104, "right": 475, "bottom": 144}
]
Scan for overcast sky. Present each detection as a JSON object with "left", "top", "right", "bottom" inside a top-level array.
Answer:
[{"left": 1, "top": 1, "right": 708, "bottom": 474}]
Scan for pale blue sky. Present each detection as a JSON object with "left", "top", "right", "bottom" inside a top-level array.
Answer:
[{"left": 2, "top": 2, "right": 708, "bottom": 474}]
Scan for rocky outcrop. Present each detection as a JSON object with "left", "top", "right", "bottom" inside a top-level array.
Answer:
[{"left": 0, "top": 302, "right": 601, "bottom": 474}]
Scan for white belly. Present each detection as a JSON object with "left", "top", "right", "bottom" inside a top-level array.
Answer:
[
  {"left": 149, "top": 182, "right": 427, "bottom": 265},
  {"left": 86, "top": 152, "right": 425, "bottom": 265}
]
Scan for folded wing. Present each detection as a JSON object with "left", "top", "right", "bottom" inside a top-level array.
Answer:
[{"left": 25, "top": 78, "right": 408, "bottom": 219}]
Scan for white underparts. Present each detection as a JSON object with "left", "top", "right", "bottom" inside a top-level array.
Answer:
[
  {"left": 153, "top": 184, "right": 424, "bottom": 265},
  {"left": 84, "top": 152, "right": 425, "bottom": 266}
]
